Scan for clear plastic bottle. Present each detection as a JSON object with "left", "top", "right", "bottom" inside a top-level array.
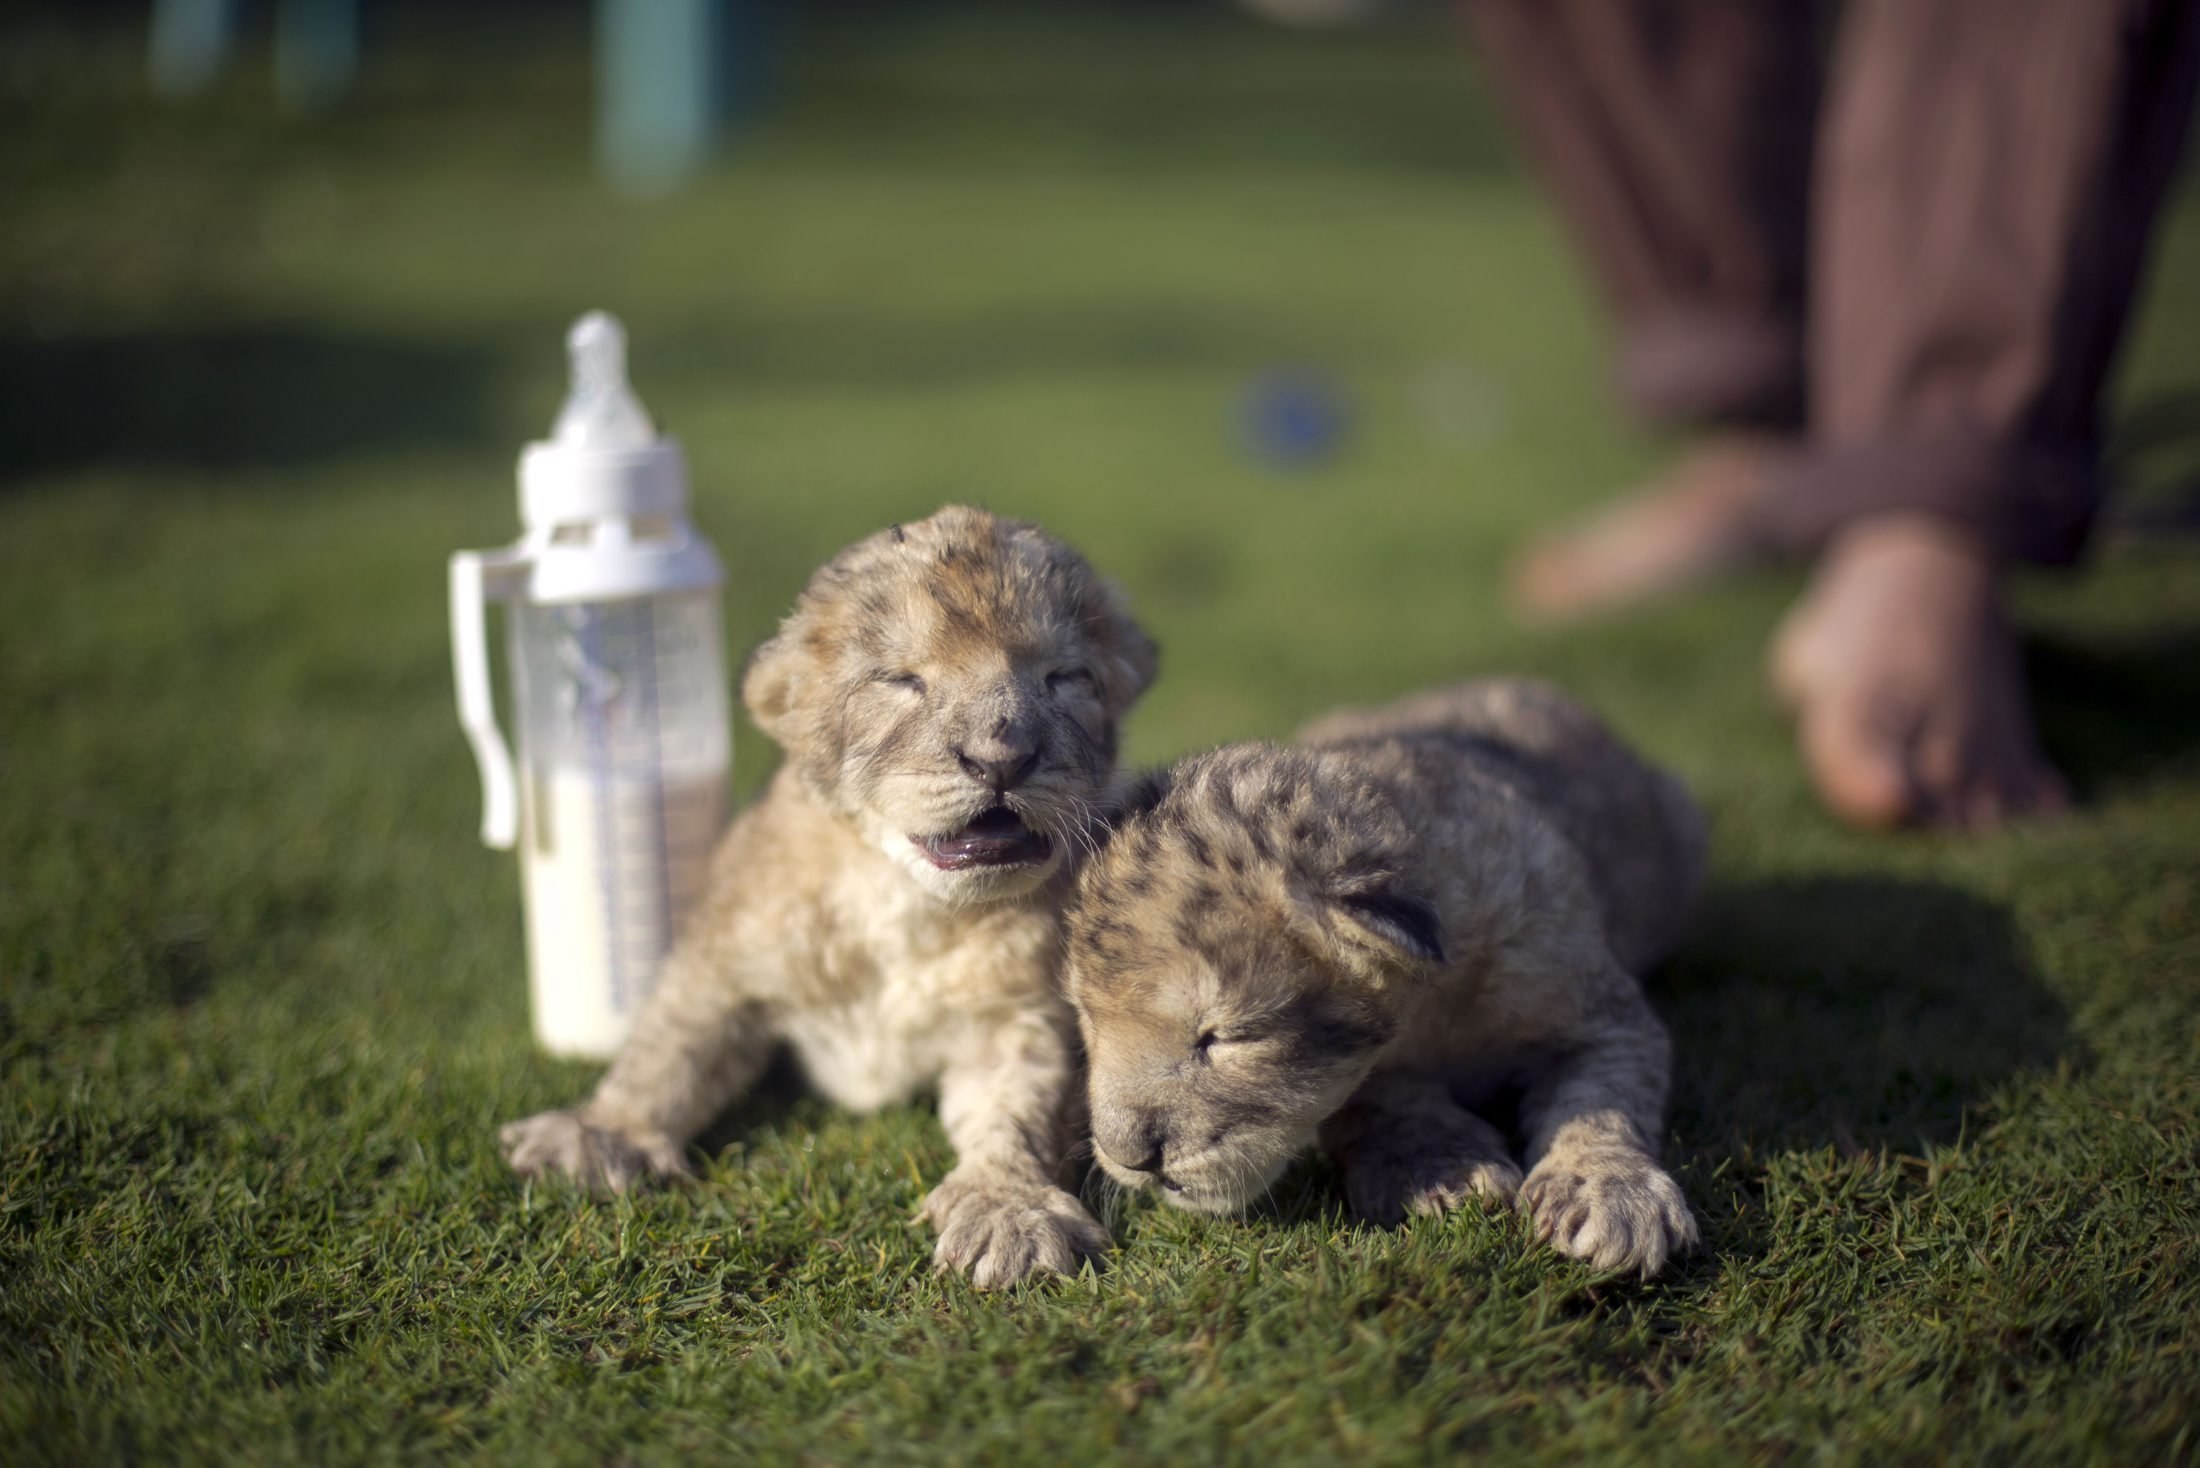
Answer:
[{"left": 450, "top": 312, "right": 730, "bottom": 1058}]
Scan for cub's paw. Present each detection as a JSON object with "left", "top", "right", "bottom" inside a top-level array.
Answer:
[
  {"left": 1344, "top": 1136, "right": 1523, "bottom": 1227},
  {"left": 499, "top": 1108, "right": 689, "bottom": 1195},
  {"left": 1520, "top": 1149, "right": 1698, "bottom": 1277},
  {"left": 921, "top": 1168, "right": 1111, "bottom": 1288}
]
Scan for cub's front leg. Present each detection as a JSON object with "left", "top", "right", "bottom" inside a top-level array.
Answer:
[
  {"left": 1516, "top": 980, "right": 1698, "bottom": 1277},
  {"left": 500, "top": 939, "right": 776, "bottom": 1195},
  {"left": 921, "top": 1011, "right": 1110, "bottom": 1288},
  {"left": 1322, "top": 1072, "right": 1523, "bottom": 1225}
]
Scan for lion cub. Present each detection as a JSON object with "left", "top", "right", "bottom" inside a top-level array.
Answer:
[
  {"left": 501, "top": 506, "right": 1157, "bottom": 1287},
  {"left": 1067, "top": 680, "right": 1706, "bottom": 1276}
]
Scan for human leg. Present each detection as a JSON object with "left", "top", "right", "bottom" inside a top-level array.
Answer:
[
  {"left": 1773, "top": 0, "right": 2199, "bottom": 828},
  {"left": 1469, "top": 1, "right": 1822, "bottom": 615}
]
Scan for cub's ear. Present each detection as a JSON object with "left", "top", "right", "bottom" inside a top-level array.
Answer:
[
  {"left": 1331, "top": 889, "right": 1446, "bottom": 972},
  {"left": 1095, "top": 585, "right": 1160, "bottom": 716},
  {"left": 739, "top": 632, "right": 802, "bottom": 743}
]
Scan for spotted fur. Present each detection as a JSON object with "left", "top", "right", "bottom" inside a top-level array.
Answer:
[
  {"left": 502, "top": 506, "right": 1156, "bottom": 1287},
  {"left": 1067, "top": 680, "right": 1705, "bottom": 1276}
]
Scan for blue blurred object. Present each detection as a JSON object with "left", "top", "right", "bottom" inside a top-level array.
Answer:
[{"left": 1240, "top": 368, "right": 1350, "bottom": 469}]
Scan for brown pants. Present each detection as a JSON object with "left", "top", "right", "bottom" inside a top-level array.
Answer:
[{"left": 1469, "top": 0, "right": 2200, "bottom": 565}]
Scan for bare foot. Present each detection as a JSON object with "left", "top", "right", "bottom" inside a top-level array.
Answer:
[
  {"left": 1509, "top": 434, "right": 1792, "bottom": 620},
  {"left": 1771, "top": 516, "right": 2070, "bottom": 831}
]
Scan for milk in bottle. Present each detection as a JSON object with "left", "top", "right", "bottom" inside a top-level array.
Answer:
[{"left": 449, "top": 313, "right": 730, "bottom": 1058}]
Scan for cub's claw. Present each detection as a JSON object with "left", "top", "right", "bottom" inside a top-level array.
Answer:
[
  {"left": 1520, "top": 1149, "right": 1698, "bottom": 1277},
  {"left": 921, "top": 1168, "right": 1112, "bottom": 1288},
  {"left": 1345, "top": 1143, "right": 1523, "bottom": 1226},
  {"left": 499, "top": 1108, "right": 689, "bottom": 1195},
  {"left": 1334, "top": 1098, "right": 1523, "bottom": 1226}
]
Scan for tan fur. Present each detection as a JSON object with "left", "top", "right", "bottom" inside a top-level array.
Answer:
[
  {"left": 501, "top": 506, "right": 1157, "bottom": 1287},
  {"left": 1067, "top": 679, "right": 1705, "bottom": 1276}
]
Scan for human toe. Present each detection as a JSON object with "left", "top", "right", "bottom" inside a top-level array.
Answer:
[{"left": 1799, "top": 696, "right": 1921, "bottom": 829}]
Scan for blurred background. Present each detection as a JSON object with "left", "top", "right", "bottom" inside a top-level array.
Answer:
[{"left": 2, "top": 0, "right": 1646, "bottom": 785}]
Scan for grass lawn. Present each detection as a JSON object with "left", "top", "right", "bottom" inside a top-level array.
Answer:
[{"left": 5, "top": 3, "right": 2199, "bottom": 1461}]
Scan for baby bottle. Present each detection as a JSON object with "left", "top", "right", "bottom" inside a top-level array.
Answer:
[{"left": 449, "top": 312, "right": 731, "bottom": 1059}]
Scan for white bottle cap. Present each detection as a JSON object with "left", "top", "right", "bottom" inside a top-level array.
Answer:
[{"left": 516, "top": 311, "right": 723, "bottom": 604}]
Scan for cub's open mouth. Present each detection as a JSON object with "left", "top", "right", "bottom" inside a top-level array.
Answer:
[{"left": 913, "top": 806, "right": 1052, "bottom": 871}]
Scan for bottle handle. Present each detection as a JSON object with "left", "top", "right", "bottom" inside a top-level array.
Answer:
[{"left": 449, "top": 548, "right": 528, "bottom": 849}]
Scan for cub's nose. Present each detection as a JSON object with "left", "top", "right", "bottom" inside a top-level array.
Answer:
[
  {"left": 1097, "top": 1116, "right": 1166, "bottom": 1175},
  {"left": 954, "top": 732, "right": 1042, "bottom": 792},
  {"left": 1116, "top": 1142, "right": 1163, "bottom": 1174}
]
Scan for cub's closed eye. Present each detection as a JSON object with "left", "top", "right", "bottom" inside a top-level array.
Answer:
[
  {"left": 1045, "top": 667, "right": 1096, "bottom": 693},
  {"left": 1195, "top": 1027, "right": 1261, "bottom": 1058},
  {"left": 878, "top": 671, "right": 927, "bottom": 695}
]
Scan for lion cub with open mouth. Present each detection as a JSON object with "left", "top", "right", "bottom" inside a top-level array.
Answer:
[
  {"left": 501, "top": 506, "right": 1156, "bottom": 1287},
  {"left": 1068, "top": 680, "right": 1705, "bottom": 1276}
]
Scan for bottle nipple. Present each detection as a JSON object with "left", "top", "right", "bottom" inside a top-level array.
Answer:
[{"left": 551, "top": 311, "right": 656, "bottom": 450}]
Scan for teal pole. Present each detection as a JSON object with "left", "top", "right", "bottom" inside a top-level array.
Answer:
[
  {"left": 149, "top": 0, "right": 242, "bottom": 96},
  {"left": 276, "top": 0, "right": 362, "bottom": 112},
  {"left": 598, "top": 0, "right": 726, "bottom": 195}
]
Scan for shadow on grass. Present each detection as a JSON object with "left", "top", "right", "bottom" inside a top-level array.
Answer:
[
  {"left": 2030, "top": 621, "right": 2200, "bottom": 795},
  {"left": 0, "top": 323, "right": 505, "bottom": 484},
  {"left": 1, "top": 300, "right": 1360, "bottom": 490},
  {"left": 2104, "top": 386, "right": 2200, "bottom": 535},
  {"left": 689, "top": 1049, "right": 832, "bottom": 1162},
  {"left": 1661, "top": 875, "right": 2073, "bottom": 1158}
]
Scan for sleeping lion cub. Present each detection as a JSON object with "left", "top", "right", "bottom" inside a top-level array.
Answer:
[
  {"left": 1068, "top": 680, "right": 1706, "bottom": 1276},
  {"left": 501, "top": 506, "right": 1157, "bottom": 1287}
]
